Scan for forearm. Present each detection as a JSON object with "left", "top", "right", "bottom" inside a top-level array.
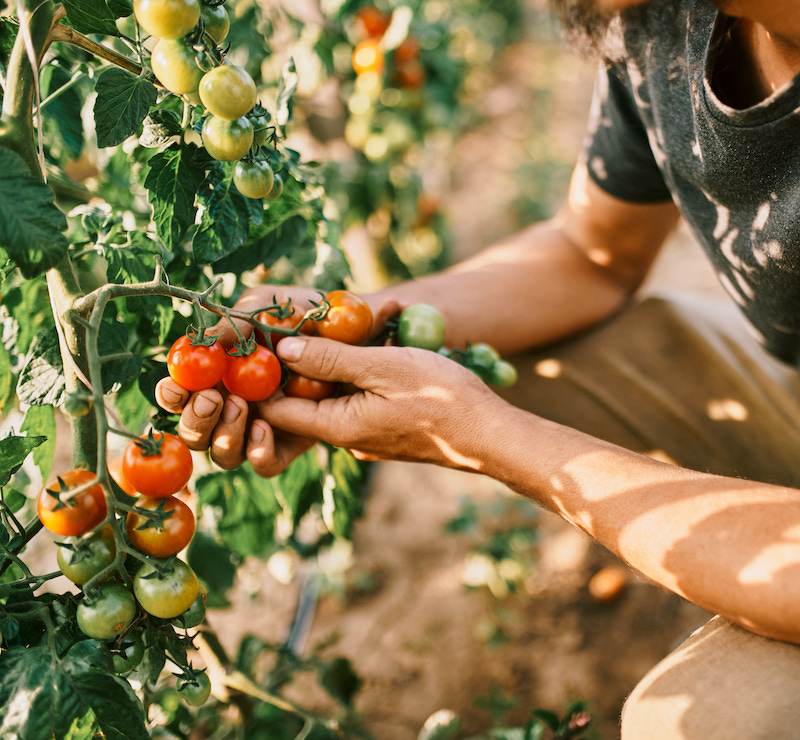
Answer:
[
  {"left": 472, "top": 401, "right": 800, "bottom": 643},
  {"left": 365, "top": 219, "right": 633, "bottom": 355}
]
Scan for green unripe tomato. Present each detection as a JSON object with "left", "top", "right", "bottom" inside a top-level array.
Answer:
[
  {"left": 198, "top": 64, "right": 256, "bottom": 120},
  {"left": 177, "top": 671, "right": 212, "bottom": 706},
  {"left": 133, "top": 0, "right": 200, "bottom": 40},
  {"left": 177, "top": 581, "right": 207, "bottom": 628},
  {"left": 467, "top": 342, "right": 500, "bottom": 368},
  {"left": 200, "top": 3, "right": 230, "bottom": 44},
  {"left": 264, "top": 172, "right": 284, "bottom": 201},
  {"left": 57, "top": 526, "right": 118, "bottom": 586},
  {"left": 133, "top": 559, "right": 199, "bottom": 619},
  {"left": 201, "top": 115, "right": 254, "bottom": 161},
  {"left": 233, "top": 159, "right": 274, "bottom": 199},
  {"left": 250, "top": 113, "right": 270, "bottom": 147},
  {"left": 151, "top": 38, "right": 205, "bottom": 94},
  {"left": 110, "top": 633, "right": 145, "bottom": 674},
  {"left": 77, "top": 583, "right": 137, "bottom": 641},
  {"left": 397, "top": 303, "right": 446, "bottom": 351},
  {"left": 487, "top": 359, "right": 518, "bottom": 388}
]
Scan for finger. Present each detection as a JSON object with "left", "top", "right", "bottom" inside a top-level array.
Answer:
[
  {"left": 155, "top": 377, "right": 191, "bottom": 413},
  {"left": 209, "top": 395, "right": 249, "bottom": 469},
  {"left": 177, "top": 388, "right": 225, "bottom": 450},
  {"left": 245, "top": 420, "right": 317, "bottom": 478},
  {"left": 368, "top": 297, "right": 402, "bottom": 340}
]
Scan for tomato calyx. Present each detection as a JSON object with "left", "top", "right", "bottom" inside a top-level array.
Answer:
[
  {"left": 225, "top": 333, "right": 258, "bottom": 358},
  {"left": 130, "top": 429, "right": 167, "bottom": 459},
  {"left": 129, "top": 498, "right": 175, "bottom": 532},
  {"left": 43, "top": 475, "right": 96, "bottom": 512},
  {"left": 183, "top": 325, "right": 222, "bottom": 348}
]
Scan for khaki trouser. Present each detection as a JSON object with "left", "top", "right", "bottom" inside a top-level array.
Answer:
[{"left": 499, "top": 292, "right": 800, "bottom": 739}]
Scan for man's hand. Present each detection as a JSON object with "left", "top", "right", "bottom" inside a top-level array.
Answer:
[{"left": 259, "top": 335, "right": 504, "bottom": 469}]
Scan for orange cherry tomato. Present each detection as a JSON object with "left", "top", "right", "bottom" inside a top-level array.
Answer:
[
  {"left": 315, "top": 290, "right": 373, "bottom": 345},
  {"left": 37, "top": 469, "right": 107, "bottom": 537},
  {"left": 255, "top": 302, "right": 315, "bottom": 349},
  {"left": 126, "top": 495, "right": 195, "bottom": 558},
  {"left": 355, "top": 6, "right": 391, "bottom": 38},
  {"left": 283, "top": 373, "right": 339, "bottom": 401},
  {"left": 122, "top": 433, "right": 193, "bottom": 498},
  {"left": 352, "top": 38, "right": 385, "bottom": 76}
]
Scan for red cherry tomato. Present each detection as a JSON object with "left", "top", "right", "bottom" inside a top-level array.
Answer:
[
  {"left": 283, "top": 373, "right": 338, "bottom": 401},
  {"left": 126, "top": 495, "right": 195, "bottom": 558},
  {"left": 355, "top": 6, "right": 391, "bottom": 38},
  {"left": 393, "top": 36, "right": 420, "bottom": 65},
  {"left": 393, "top": 60, "right": 425, "bottom": 90},
  {"left": 37, "top": 469, "right": 107, "bottom": 537},
  {"left": 255, "top": 302, "right": 315, "bottom": 349},
  {"left": 315, "top": 290, "right": 373, "bottom": 345},
  {"left": 122, "top": 433, "right": 193, "bottom": 498},
  {"left": 223, "top": 345, "right": 282, "bottom": 402},
  {"left": 108, "top": 457, "right": 137, "bottom": 495},
  {"left": 167, "top": 334, "right": 229, "bottom": 392}
]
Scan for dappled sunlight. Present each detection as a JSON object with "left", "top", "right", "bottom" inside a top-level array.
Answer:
[
  {"left": 534, "top": 358, "right": 562, "bottom": 378},
  {"left": 738, "top": 523, "right": 800, "bottom": 585},
  {"left": 706, "top": 398, "right": 748, "bottom": 421}
]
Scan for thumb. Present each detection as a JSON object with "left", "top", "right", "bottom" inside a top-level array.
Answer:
[{"left": 276, "top": 336, "right": 376, "bottom": 385}]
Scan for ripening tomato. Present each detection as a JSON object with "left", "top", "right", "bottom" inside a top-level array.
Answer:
[
  {"left": 201, "top": 114, "right": 254, "bottom": 161},
  {"left": 110, "top": 633, "right": 145, "bottom": 674},
  {"left": 223, "top": 345, "right": 282, "bottom": 402},
  {"left": 133, "top": 0, "right": 200, "bottom": 40},
  {"left": 37, "top": 470, "right": 107, "bottom": 537},
  {"left": 233, "top": 159, "right": 274, "bottom": 199},
  {"left": 255, "top": 302, "right": 314, "bottom": 349},
  {"left": 264, "top": 172, "right": 284, "bottom": 201},
  {"left": 250, "top": 112, "right": 270, "bottom": 147},
  {"left": 126, "top": 495, "right": 195, "bottom": 558},
  {"left": 133, "top": 559, "right": 198, "bottom": 619},
  {"left": 393, "top": 36, "right": 420, "bottom": 65},
  {"left": 199, "top": 64, "right": 256, "bottom": 120},
  {"left": 200, "top": 2, "right": 229, "bottom": 44},
  {"left": 177, "top": 671, "right": 212, "bottom": 706},
  {"left": 77, "top": 583, "right": 137, "bottom": 641},
  {"left": 108, "top": 458, "right": 137, "bottom": 495},
  {"left": 315, "top": 290, "right": 373, "bottom": 345},
  {"left": 151, "top": 38, "right": 205, "bottom": 94},
  {"left": 355, "top": 7, "right": 391, "bottom": 37},
  {"left": 122, "top": 433, "right": 193, "bottom": 498},
  {"left": 397, "top": 303, "right": 446, "bottom": 351},
  {"left": 487, "top": 359, "right": 518, "bottom": 388},
  {"left": 352, "top": 38, "right": 385, "bottom": 76},
  {"left": 57, "top": 526, "right": 118, "bottom": 585},
  {"left": 393, "top": 60, "right": 425, "bottom": 90},
  {"left": 283, "top": 373, "right": 339, "bottom": 401},
  {"left": 167, "top": 334, "right": 229, "bottom": 392}
]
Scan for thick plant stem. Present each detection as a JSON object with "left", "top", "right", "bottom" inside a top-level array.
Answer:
[{"left": 2, "top": 0, "right": 96, "bottom": 470}]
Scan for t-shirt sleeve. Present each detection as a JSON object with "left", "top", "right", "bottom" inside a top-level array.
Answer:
[{"left": 582, "top": 64, "right": 673, "bottom": 203}]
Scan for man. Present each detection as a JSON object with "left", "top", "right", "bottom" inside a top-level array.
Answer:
[{"left": 156, "top": 0, "right": 800, "bottom": 735}]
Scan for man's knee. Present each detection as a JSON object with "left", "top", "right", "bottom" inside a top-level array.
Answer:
[{"left": 621, "top": 616, "right": 800, "bottom": 739}]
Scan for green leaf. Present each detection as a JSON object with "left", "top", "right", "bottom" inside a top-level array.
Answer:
[
  {"left": 145, "top": 143, "right": 204, "bottom": 250},
  {"left": 529, "top": 709, "right": 560, "bottom": 732},
  {"left": 16, "top": 329, "right": 65, "bottom": 407},
  {"left": 186, "top": 531, "right": 235, "bottom": 606},
  {"left": 20, "top": 405, "right": 56, "bottom": 484},
  {"left": 0, "top": 642, "right": 148, "bottom": 740},
  {"left": 0, "top": 18, "right": 19, "bottom": 69},
  {"left": 318, "top": 656, "right": 362, "bottom": 707},
  {"left": 276, "top": 57, "right": 298, "bottom": 129},
  {"left": 418, "top": 710, "right": 462, "bottom": 740},
  {"left": 0, "top": 343, "right": 13, "bottom": 412},
  {"left": 0, "top": 148, "right": 69, "bottom": 278},
  {"left": 2, "top": 489, "right": 27, "bottom": 514},
  {"left": 212, "top": 213, "right": 305, "bottom": 273},
  {"left": 113, "top": 379, "right": 153, "bottom": 435},
  {"left": 42, "top": 62, "right": 85, "bottom": 159},
  {"left": 0, "top": 276, "right": 51, "bottom": 360},
  {"left": 321, "top": 448, "right": 368, "bottom": 539},
  {"left": 140, "top": 109, "right": 183, "bottom": 148},
  {"left": 93, "top": 69, "right": 158, "bottom": 148},
  {"left": 0, "top": 434, "right": 46, "bottom": 487},
  {"left": 273, "top": 448, "right": 322, "bottom": 531},
  {"left": 195, "top": 468, "right": 280, "bottom": 558},
  {"left": 98, "top": 317, "right": 142, "bottom": 393},
  {"left": 61, "top": 0, "right": 129, "bottom": 35}
]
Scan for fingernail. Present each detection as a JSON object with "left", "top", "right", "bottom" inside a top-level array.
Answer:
[
  {"left": 193, "top": 393, "right": 218, "bottom": 418},
  {"left": 222, "top": 399, "right": 240, "bottom": 423},
  {"left": 277, "top": 337, "right": 307, "bottom": 362},
  {"left": 162, "top": 387, "right": 182, "bottom": 405},
  {"left": 251, "top": 422, "right": 265, "bottom": 443}
]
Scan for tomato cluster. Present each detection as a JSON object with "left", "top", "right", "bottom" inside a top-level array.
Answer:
[
  {"left": 39, "top": 431, "right": 208, "bottom": 701},
  {"left": 135, "top": 0, "right": 282, "bottom": 199},
  {"left": 394, "top": 303, "right": 518, "bottom": 388},
  {"left": 350, "top": 6, "right": 426, "bottom": 91}
]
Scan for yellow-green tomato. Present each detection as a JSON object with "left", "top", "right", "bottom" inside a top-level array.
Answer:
[
  {"left": 201, "top": 114, "right": 254, "bottom": 161},
  {"left": 151, "top": 38, "right": 205, "bottom": 94},
  {"left": 57, "top": 526, "right": 118, "bottom": 586},
  {"left": 264, "top": 172, "right": 284, "bottom": 201},
  {"left": 233, "top": 160, "right": 274, "bottom": 199},
  {"left": 77, "top": 583, "right": 137, "bottom": 641},
  {"left": 198, "top": 64, "right": 256, "bottom": 120},
  {"left": 200, "top": 3, "right": 230, "bottom": 44},
  {"left": 133, "top": 559, "right": 199, "bottom": 619},
  {"left": 397, "top": 303, "right": 446, "bottom": 352},
  {"left": 133, "top": 0, "right": 200, "bottom": 40}
]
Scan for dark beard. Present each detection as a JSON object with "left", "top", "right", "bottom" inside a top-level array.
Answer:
[{"left": 547, "top": 0, "right": 617, "bottom": 57}]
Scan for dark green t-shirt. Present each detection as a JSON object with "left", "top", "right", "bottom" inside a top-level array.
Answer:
[{"left": 584, "top": 0, "right": 800, "bottom": 363}]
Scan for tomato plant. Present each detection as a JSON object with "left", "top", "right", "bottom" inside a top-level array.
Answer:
[
  {"left": 397, "top": 303, "right": 446, "bottom": 351},
  {"left": 126, "top": 495, "right": 196, "bottom": 558},
  {"left": 110, "top": 633, "right": 146, "bottom": 675},
  {"left": 150, "top": 38, "right": 205, "bottom": 95},
  {"left": 76, "top": 583, "right": 138, "bottom": 641},
  {"left": 233, "top": 159, "right": 274, "bottom": 199},
  {"left": 315, "top": 290, "right": 374, "bottom": 345},
  {"left": 37, "top": 470, "right": 107, "bottom": 536},
  {"left": 122, "top": 432, "right": 193, "bottom": 497},
  {"left": 177, "top": 670, "right": 212, "bottom": 706},
  {"left": 57, "top": 526, "right": 118, "bottom": 585},
  {"left": 133, "top": 559, "right": 199, "bottom": 619},
  {"left": 167, "top": 333, "right": 229, "bottom": 391},
  {"left": 201, "top": 114, "right": 254, "bottom": 161},
  {"left": 200, "top": 2, "right": 229, "bottom": 44},
  {"left": 133, "top": 0, "right": 201, "bottom": 39},
  {"left": 199, "top": 64, "right": 257, "bottom": 120},
  {"left": 223, "top": 344, "right": 282, "bottom": 401},
  {"left": 254, "top": 300, "right": 314, "bottom": 348}
]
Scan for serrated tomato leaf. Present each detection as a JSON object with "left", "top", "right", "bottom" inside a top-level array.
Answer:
[
  {"left": 0, "top": 149, "right": 69, "bottom": 278},
  {"left": 0, "top": 434, "right": 46, "bottom": 487},
  {"left": 20, "top": 404, "right": 56, "bottom": 484},
  {"left": 61, "top": 0, "right": 129, "bottom": 35},
  {"left": 16, "top": 329, "right": 65, "bottom": 407},
  {"left": 192, "top": 166, "right": 252, "bottom": 264},
  {"left": 145, "top": 143, "right": 204, "bottom": 250},
  {"left": 94, "top": 69, "right": 158, "bottom": 148}
]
